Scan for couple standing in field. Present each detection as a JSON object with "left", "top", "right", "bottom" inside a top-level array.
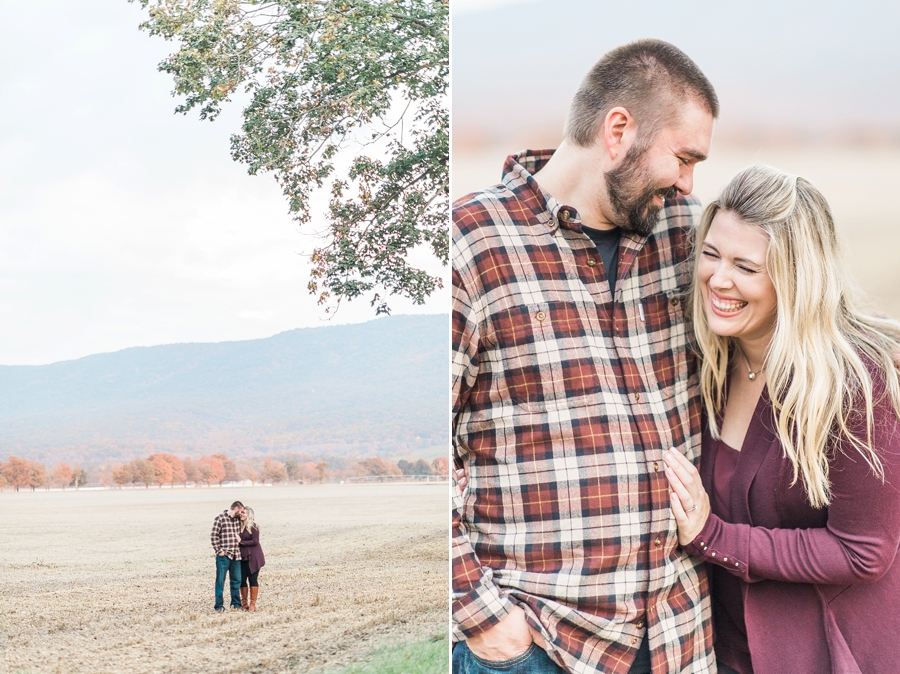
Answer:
[
  {"left": 210, "top": 500, "right": 267, "bottom": 612},
  {"left": 452, "top": 39, "right": 900, "bottom": 674}
]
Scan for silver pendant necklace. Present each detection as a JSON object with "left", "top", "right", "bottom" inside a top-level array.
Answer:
[{"left": 739, "top": 347, "right": 764, "bottom": 381}]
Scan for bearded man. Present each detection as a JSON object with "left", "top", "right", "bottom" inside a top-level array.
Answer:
[
  {"left": 211, "top": 500, "right": 244, "bottom": 611},
  {"left": 452, "top": 39, "right": 718, "bottom": 674}
]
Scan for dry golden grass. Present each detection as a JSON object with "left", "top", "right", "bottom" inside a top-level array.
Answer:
[{"left": 1, "top": 484, "right": 448, "bottom": 673}]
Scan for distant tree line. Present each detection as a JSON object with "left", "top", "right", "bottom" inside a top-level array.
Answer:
[
  {"left": 0, "top": 453, "right": 450, "bottom": 491},
  {"left": 0, "top": 457, "right": 88, "bottom": 492}
]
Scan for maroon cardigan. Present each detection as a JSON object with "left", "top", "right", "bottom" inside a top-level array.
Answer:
[
  {"left": 239, "top": 526, "right": 266, "bottom": 575},
  {"left": 685, "top": 386, "right": 900, "bottom": 674}
]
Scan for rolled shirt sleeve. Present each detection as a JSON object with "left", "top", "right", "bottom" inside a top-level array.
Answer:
[{"left": 451, "top": 264, "right": 515, "bottom": 636}]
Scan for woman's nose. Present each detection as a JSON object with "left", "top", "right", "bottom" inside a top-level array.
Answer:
[{"left": 709, "top": 263, "right": 733, "bottom": 289}]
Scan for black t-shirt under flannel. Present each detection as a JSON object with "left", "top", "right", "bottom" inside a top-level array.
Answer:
[{"left": 582, "top": 224, "right": 622, "bottom": 296}]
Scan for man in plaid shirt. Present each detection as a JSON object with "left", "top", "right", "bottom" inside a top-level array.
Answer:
[
  {"left": 211, "top": 500, "right": 244, "bottom": 611},
  {"left": 452, "top": 40, "right": 718, "bottom": 674}
]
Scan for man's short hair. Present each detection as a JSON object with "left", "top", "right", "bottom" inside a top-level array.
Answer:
[
  {"left": 565, "top": 39, "right": 719, "bottom": 148},
  {"left": 230, "top": 501, "right": 244, "bottom": 510}
]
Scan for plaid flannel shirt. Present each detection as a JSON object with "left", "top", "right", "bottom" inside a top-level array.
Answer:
[
  {"left": 452, "top": 151, "right": 714, "bottom": 674},
  {"left": 210, "top": 511, "right": 242, "bottom": 559}
]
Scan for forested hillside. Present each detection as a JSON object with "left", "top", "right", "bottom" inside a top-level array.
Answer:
[{"left": 0, "top": 315, "right": 448, "bottom": 464}]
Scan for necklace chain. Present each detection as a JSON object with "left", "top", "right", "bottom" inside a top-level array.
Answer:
[{"left": 738, "top": 347, "right": 764, "bottom": 381}]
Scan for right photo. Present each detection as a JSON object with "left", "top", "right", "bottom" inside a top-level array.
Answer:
[{"left": 450, "top": 2, "right": 900, "bottom": 674}]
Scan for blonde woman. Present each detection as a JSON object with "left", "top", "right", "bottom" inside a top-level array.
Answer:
[
  {"left": 665, "top": 164, "right": 900, "bottom": 674},
  {"left": 238, "top": 507, "right": 266, "bottom": 611}
]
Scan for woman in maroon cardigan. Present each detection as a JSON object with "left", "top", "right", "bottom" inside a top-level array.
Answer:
[
  {"left": 665, "top": 164, "right": 900, "bottom": 674},
  {"left": 238, "top": 506, "right": 266, "bottom": 611}
]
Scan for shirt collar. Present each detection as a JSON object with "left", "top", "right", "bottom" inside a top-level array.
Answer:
[{"left": 502, "top": 150, "right": 584, "bottom": 233}]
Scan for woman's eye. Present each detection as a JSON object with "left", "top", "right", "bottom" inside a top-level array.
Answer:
[
  {"left": 737, "top": 265, "right": 757, "bottom": 274},
  {"left": 701, "top": 250, "right": 718, "bottom": 259}
]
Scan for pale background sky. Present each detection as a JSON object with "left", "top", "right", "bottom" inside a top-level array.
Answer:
[
  {"left": 452, "top": 0, "right": 900, "bottom": 143},
  {"left": 452, "top": 0, "right": 537, "bottom": 14},
  {"left": 0, "top": 1, "right": 447, "bottom": 366}
]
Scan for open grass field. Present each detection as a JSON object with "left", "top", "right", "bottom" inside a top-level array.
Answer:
[{"left": 1, "top": 483, "right": 449, "bottom": 674}]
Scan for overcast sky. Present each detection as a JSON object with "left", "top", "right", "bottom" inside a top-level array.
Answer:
[
  {"left": 452, "top": 0, "right": 536, "bottom": 14},
  {"left": 452, "top": 0, "right": 900, "bottom": 143},
  {"left": 0, "top": 1, "right": 447, "bottom": 366}
]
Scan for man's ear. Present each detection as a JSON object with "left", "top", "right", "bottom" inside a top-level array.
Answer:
[{"left": 602, "top": 107, "right": 635, "bottom": 161}]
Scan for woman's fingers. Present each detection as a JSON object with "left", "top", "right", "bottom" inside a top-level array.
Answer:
[
  {"left": 663, "top": 455, "right": 691, "bottom": 496},
  {"left": 664, "top": 448, "right": 694, "bottom": 480},
  {"left": 668, "top": 447, "right": 701, "bottom": 480},
  {"left": 664, "top": 447, "right": 712, "bottom": 545},
  {"left": 666, "top": 466, "right": 694, "bottom": 508},
  {"left": 664, "top": 449, "right": 701, "bottom": 497},
  {"left": 669, "top": 488, "right": 702, "bottom": 546},
  {"left": 665, "top": 448, "right": 713, "bottom": 512},
  {"left": 670, "top": 490, "right": 688, "bottom": 526},
  {"left": 666, "top": 446, "right": 694, "bottom": 467},
  {"left": 666, "top": 448, "right": 703, "bottom": 490}
]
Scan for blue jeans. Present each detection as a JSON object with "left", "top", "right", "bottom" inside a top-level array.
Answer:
[
  {"left": 453, "top": 643, "right": 564, "bottom": 674},
  {"left": 453, "top": 637, "right": 652, "bottom": 674},
  {"left": 214, "top": 554, "right": 242, "bottom": 610}
]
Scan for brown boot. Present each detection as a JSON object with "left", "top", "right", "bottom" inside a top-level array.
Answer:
[
  {"left": 249, "top": 586, "right": 259, "bottom": 612},
  {"left": 240, "top": 587, "right": 249, "bottom": 610}
]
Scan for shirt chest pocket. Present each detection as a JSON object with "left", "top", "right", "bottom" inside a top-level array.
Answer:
[
  {"left": 487, "top": 302, "right": 603, "bottom": 413},
  {"left": 634, "top": 290, "right": 688, "bottom": 393}
]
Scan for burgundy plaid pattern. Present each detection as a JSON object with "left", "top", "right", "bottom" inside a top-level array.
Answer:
[
  {"left": 452, "top": 151, "right": 714, "bottom": 674},
  {"left": 211, "top": 511, "right": 242, "bottom": 559}
]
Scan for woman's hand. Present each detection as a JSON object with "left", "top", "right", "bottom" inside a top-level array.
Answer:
[{"left": 664, "top": 447, "right": 711, "bottom": 546}]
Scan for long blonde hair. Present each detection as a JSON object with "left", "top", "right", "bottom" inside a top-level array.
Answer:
[
  {"left": 691, "top": 164, "right": 900, "bottom": 507},
  {"left": 241, "top": 507, "right": 257, "bottom": 534}
]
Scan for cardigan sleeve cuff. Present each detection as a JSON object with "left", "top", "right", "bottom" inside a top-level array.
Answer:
[
  {"left": 683, "top": 514, "right": 718, "bottom": 557},
  {"left": 683, "top": 514, "right": 749, "bottom": 578}
]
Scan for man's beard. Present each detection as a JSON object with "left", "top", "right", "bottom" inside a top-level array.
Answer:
[{"left": 605, "top": 143, "right": 679, "bottom": 237}]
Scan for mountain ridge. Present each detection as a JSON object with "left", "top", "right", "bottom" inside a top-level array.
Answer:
[{"left": 0, "top": 314, "right": 449, "bottom": 464}]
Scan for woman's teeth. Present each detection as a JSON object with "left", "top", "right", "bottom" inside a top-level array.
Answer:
[{"left": 712, "top": 295, "right": 747, "bottom": 312}]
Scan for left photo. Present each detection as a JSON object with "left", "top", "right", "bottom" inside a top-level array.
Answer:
[{"left": 0, "top": 1, "right": 449, "bottom": 672}]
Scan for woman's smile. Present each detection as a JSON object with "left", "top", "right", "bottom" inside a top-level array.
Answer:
[{"left": 709, "top": 289, "right": 748, "bottom": 315}]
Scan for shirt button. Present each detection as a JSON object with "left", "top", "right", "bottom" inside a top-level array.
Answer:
[
  {"left": 636, "top": 620, "right": 645, "bottom": 629},
  {"left": 634, "top": 393, "right": 641, "bottom": 402},
  {"left": 535, "top": 311, "right": 546, "bottom": 322},
  {"left": 654, "top": 538, "right": 662, "bottom": 547},
  {"left": 587, "top": 258, "right": 597, "bottom": 267},
  {"left": 723, "top": 557, "right": 729, "bottom": 562},
  {"left": 631, "top": 638, "right": 637, "bottom": 645},
  {"left": 560, "top": 209, "right": 570, "bottom": 221},
  {"left": 653, "top": 462, "right": 660, "bottom": 471},
  {"left": 670, "top": 297, "right": 680, "bottom": 307},
  {"left": 711, "top": 552, "right": 716, "bottom": 557}
]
